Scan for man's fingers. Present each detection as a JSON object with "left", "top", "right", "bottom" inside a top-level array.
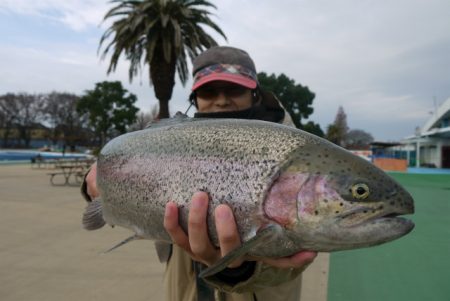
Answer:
[
  {"left": 215, "top": 205, "right": 240, "bottom": 253},
  {"left": 164, "top": 201, "right": 191, "bottom": 253},
  {"left": 188, "top": 192, "right": 216, "bottom": 263},
  {"left": 215, "top": 205, "right": 243, "bottom": 268},
  {"left": 86, "top": 163, "right": 100, "bottom": 199}
]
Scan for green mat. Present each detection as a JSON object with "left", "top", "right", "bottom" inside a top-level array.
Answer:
[{"left": 328, "top": 173, "right": 450, "bottom": 301}]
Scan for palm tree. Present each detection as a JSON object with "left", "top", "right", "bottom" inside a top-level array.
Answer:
[{"left": 99, "top": 0, "right": 227, "bottom": 118}]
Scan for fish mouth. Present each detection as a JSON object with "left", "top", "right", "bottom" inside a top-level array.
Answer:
[
  {"left": 338, "top": 206, "right": 414, "bottom": 228},
  {"left": 370, "top": 213, "right": 415, "bottom": 232},
  {"left": 334, "top": 206, "right": 415, "bottom": 247}
]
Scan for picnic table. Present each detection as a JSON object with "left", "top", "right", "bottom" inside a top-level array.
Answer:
[
  {"left": 32, "top": 156, "right": 94, "bottom": 169},
  {"left": 47, "top": 158, "right": 95, "bottom": 186},
  {"left": 31, "top": 156, "right": 58, "bottom": 169}
]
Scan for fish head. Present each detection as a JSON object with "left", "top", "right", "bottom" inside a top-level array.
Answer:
[{"left": 265, "top": 141, "right": 415, "bottom": 252}]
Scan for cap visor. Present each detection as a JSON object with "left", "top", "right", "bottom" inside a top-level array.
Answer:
[{"left": 192, "top": 73, "right": 257, "bottom": 90}]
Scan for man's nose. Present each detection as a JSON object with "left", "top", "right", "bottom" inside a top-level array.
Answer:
[{"left": 215, "top": 91, "right": 230, "bottom": 106}]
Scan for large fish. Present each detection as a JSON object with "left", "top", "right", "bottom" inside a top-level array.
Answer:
[{"left": 83, "top": 117, "right": 414, "bottom": 277}]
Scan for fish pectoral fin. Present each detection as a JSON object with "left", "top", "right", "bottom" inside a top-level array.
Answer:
[
  {"left": 102, "top": 234, "right": 141, "bottom": 254},
  {"left": 82, "top": 198, "right": 106, "bottom": 230},
  {"left": 199, "top": 224, "right": 282, "bottom": 278}
]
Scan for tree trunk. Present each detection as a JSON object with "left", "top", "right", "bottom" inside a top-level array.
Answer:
[
  {"left": 2, "top": 128, "right": 10, "bottom": 148},
  {"left": 150, "top": 48, "right": 176, "bottom": 119},
  {"left": 24, "top": 128, "right": 31, "bottom": 148},
  {"left": 158, "top": 100, "right": 170, "bottom": 119},
  {"left": 100, "top": 131, "right": 106, "bottom": 148},
  {"left": 2, "top": 121, "right": 14, "bottom": 148}
]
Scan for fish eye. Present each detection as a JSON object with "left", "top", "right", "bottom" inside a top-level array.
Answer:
[{"left": 351, "top": 183, "right": 370, "bottom": 200}]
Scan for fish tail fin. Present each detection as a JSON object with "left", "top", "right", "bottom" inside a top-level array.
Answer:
[
  {"left": 102, "top": 234, "right": 140, "bottom": 254},
  {"left": 82, "top": 198, "right": 106, "bottom": 230}
]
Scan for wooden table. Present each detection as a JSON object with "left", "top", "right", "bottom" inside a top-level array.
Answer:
[{"left": 48, "top": 164, "right": 89, "bottom": 186}]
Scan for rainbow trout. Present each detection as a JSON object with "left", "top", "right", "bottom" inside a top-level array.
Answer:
[{"left": 83, "top": 118, "right": 414, "bottom": 276}]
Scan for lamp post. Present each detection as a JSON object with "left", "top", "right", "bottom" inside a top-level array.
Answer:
[{"left": 415, "top": 126, "right": 421, "bottom": 168}]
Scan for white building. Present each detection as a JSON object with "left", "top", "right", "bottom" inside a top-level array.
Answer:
[{"left": 402, "top": 97, "right": 450, "bottom": 168}]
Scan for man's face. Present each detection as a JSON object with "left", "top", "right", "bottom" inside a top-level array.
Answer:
[{"left": 195, "top": 81, "right": 253, "bottom": 113}]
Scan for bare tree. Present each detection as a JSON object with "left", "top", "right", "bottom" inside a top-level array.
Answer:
[
  {"left": 1, "top": 92, "right": 97, "bottom": 149},
  {"left": 60, "top": 98, "right": 90, "bottom": 150},
  {"left": 14, "top": 93, "right": 46, "bottom": 148},
  {"left": 130, "top": 105, "right": 159, "bottom": 131},
  {"left": 0, "top": 110, "right": 4, "bottom": 128},
  {"left": 43, "top": 92, "right": 68, "bottom": 145},
  {"left": 0, "top": 94, "right": 20, "bottom": 147},
  {"left": 346, "top": 129, "right": 374, "bottom": 150},
  {"left": 326, "top": 106, "right": 349, "bottom": 146},
  {"left": 43, "top": 92, "right": 87, "bottom": 149}
]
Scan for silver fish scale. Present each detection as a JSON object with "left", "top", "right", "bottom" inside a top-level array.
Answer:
[{"left": 98, "top": 119, "right": 315, "bottom": 247}]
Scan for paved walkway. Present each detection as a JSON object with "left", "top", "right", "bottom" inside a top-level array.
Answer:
[{"left": 0, "top": 164, "right": 328, "bottom": 301}]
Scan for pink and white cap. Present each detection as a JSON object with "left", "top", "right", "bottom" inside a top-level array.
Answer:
[
  {"left": 192, "top": 63, "right": 258, "bottom": 90},
  {"left": 192, "top": 46, "right": 258, "bottom": 91}
]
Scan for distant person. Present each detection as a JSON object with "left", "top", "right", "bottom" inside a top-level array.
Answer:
[
  {"left": 31, "top": 153, "right": 43, "bottom": 164},
  {"left": 81, "top": 46, "right": 317, "bottom": 301}
]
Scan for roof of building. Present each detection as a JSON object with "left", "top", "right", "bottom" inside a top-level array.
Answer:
[
  {"left": 420, "top": 97, "right": 450, "bottom": 138},
  {"left": 370, "top": 141, "right": 402, "bottom": 148},
  {"left": 402, "top": 97, "right": 450, "bottom": 142}
]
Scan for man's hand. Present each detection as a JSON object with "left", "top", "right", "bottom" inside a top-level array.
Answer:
[
  {"left": 164, "top": 192, "right": 245, "bottom": 268},
  {"left": 163, "top": 191, "right": 317, "bottom": 270},
  {"left": 85, "top": 162, "right": 100, "bottom": 200},
  {"left": 257, "top": 250, "right": 317, "bottom": 270}
]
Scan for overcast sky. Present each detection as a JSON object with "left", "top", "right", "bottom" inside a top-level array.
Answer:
[{"left": 1, "top": 0, "right": 449, "bottom": 141}]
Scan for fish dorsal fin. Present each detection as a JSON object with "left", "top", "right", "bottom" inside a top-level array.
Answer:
[
  {"left": 102, "top": 234, "right": 141, "bottom": 254},
  {"left": 199, "top": 224, "right": 282, "bottom": 278},
  {"left": 82, "top": 198, "right": 106, "bottom": 230}
]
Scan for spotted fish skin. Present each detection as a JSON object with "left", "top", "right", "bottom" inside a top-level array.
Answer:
[
  {"left": 98, "top": 119, "right": 305, "bottom": 245},
  {"left": 92, "top": 118, "right": 414, "bottom": 258}
]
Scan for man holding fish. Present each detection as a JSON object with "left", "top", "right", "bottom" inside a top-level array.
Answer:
[{"left": 82, "top": 46, "right": 414, "bottom": 301}]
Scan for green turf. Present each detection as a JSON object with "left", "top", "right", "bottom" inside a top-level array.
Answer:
[{"left": 327, "top": 173, "right": 450, "bottom": 301}]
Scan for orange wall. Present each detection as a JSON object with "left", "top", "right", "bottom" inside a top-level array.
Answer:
[{"left": 373, "top": 158, "right": 408, "bottom": 172}]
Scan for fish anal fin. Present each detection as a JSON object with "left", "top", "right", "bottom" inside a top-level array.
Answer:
[
  {"left": 199, "top": 224, "right": 282, "bottom": 278},
  {"left": 102, "top": 234, "right": 140, "bottom": 254},
  {"left": 82, "top": 198, "right": 106, "bottom": 230}
]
